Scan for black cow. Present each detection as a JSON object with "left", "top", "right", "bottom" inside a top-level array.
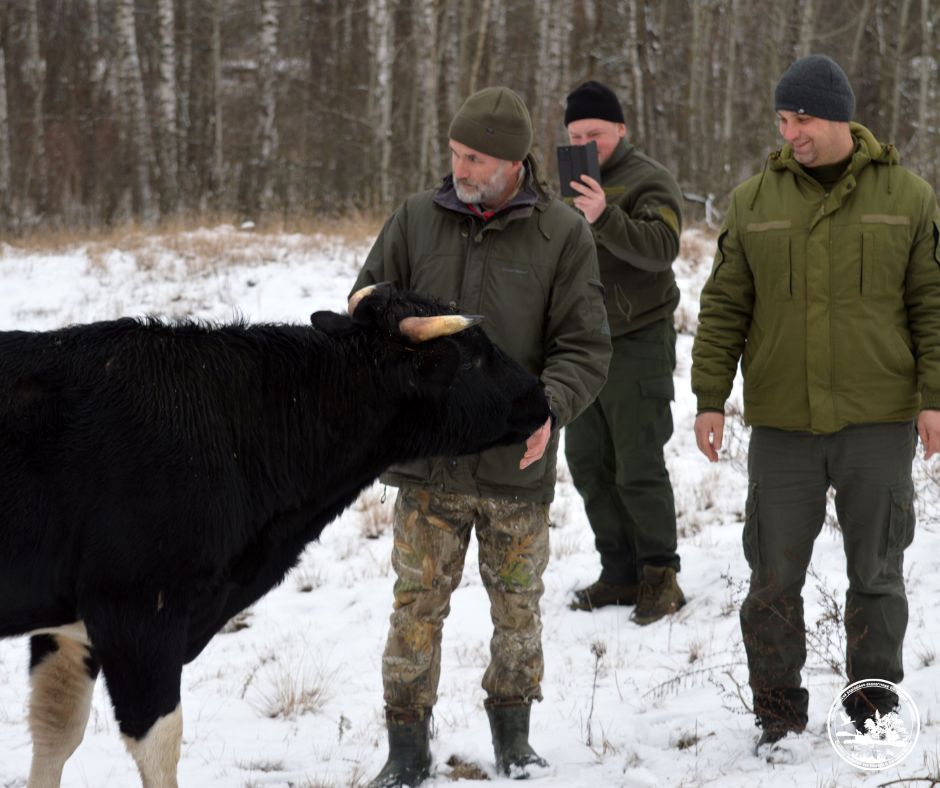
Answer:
[{"left": 0, "top": 285, "right": 550, "bottom": 787}]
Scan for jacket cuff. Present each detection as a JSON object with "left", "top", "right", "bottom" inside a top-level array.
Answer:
[
  {"left": 591, "top": 205, "right": 613, "bottom": 234},
  {"left": 695, "top": 394, "right": 727, "bottom": 413},
  {"left": 921, "top": 389, "right": 940, "bottom": 410}
]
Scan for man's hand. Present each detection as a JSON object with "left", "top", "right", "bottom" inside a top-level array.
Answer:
[
  {"left": 569, "top": 174, "right": 606, "bottom": 224},
  {"left": 918, "top": 410, "right": 940, "bottom": 461},
  {"left": 520, "top": 417, "right": 552, "bottom": 470},
  {"left": 694, "top": 412, "right": 725, "bottom": 463}
]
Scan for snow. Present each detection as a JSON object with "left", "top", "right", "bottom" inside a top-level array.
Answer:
[{"left": 0, "top": 225, "right": 937, "bottom": 787}]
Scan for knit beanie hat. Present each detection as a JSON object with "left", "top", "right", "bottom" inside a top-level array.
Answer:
[
  {"left": 774, "top": 54, "right": 855, "bottom": 121},
  {"left": 564, "top": 80, "right": 625, "bottom": 126},
  {"left": 448, "top": 87, "right": 532, "bottom": 162}
]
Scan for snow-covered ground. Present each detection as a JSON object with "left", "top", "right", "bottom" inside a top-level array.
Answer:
[{"left": 0, "top": 225, "right": 937, "bottom": 787}]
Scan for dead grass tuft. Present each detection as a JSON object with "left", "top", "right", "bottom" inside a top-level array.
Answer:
[
  {"left": 254, "top": 655, "right": 338, "bottom": 719},
  {"left": 444, "top": 754, "right": 491, "bottom": 780}
]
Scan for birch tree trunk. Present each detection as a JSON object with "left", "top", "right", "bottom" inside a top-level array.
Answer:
[
  {"left": 0, "top": 39, "right": 11, "bottom": 224},
  {"left": 370, "top": 0, "right": 394, "bottom": 207},
  {"left": 626, "top": 0, "right": 646, "bottom": 144},
  {"left": 722, "top": 0, "right": 739, "bottom": 163},
  {"left": 210, "top": 0, "right": 224, "bottom": 206},
  {"left": 797, "top": 0, "right": 816, "bottom": 57},
  {"left": 156, "top": 0, "right": 179, "bottom": 214},
  {"left": 177, "top": 0, "right": 193, "bottom": 208},
  {"left": 417, "top": 0, "right": 441, "bottom": 188},
  {"left": 917, "top": 0, "right": 932, "bottom": 177},
  {"left": 466, "top": 0, "right": 492, "bottom": 96},
  {"left": 24, "top": 0, "right": 48, "bottom": 214},
  {"left": 848, "top": 0, "right": 873, "bottom": 77},
  {"left": 116, "top": 0, "right": 155, "bottom": 219},
  {"left": 252, "top": 0, "right": 280, "bottom": 214},
  {"left": 888, "top": 0, "right": 913, "bottom": 144}
]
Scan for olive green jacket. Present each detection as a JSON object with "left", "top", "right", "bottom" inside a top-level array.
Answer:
[
  {"left": 589, "top": 139, "right": 683, "bottom": 336},
  {"left": 692, "top": 123, "right": 940, "bottom": 433},
  {"left": 353, "top": 160, "right": 612, "bottom": 502}
]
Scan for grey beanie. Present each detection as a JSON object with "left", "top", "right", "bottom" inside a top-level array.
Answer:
[
  {"left": 448, "top": 87, "right": 533, "bottom": 162},
  {"left": 774, "top": 54, "right": 855, "bottom": 121}
]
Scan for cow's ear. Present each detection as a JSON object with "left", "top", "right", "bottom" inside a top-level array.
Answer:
[{"left": 310, "top": 311, "right": 357, "bottom": 337}]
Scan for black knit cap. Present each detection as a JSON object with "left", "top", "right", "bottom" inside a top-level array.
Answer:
[
  {"left": 564, "top": 80, "right": 625, "bottom": 126},
  {"left": 774, "top": 54, "right": 855, "bottom": 121},
  {"left": 448, "top": 86, "right": 532, "bottom": 161}
]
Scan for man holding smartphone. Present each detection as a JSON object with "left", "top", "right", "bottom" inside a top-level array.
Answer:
[{"left": 563, "top": 80, "right": 686, "bottom": 625}]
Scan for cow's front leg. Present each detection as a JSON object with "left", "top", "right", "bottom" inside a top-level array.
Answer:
[
  {"left": 123, "top": 705, "right": 183, "bottom": 788},
  {"left": 27, "top": 633, "right": 99, "bottom": 788},
  {"left": 85, "top": 600, "right": 187, "bottom": 788}
]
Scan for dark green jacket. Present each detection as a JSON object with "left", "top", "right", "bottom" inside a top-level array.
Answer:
[
  {"left": 692, "top": 123, "right": 940, "bottom": 433},
  {"left": 589, "top": 139, "right": 683, "bottom": 336},
  {"left": 353, "top": 160, "right": 611, "bottom": 502}
]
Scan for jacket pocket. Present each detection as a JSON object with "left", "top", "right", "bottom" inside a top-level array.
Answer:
[
  {"left": 860, "top": 216, "right": 911, "bottom": 297},
  {"left": 885, "top": 479, "right": 915, "bottom": 555},
  {"left": 743, "top": 481, "right": 761, "bottom": 567},
  {"left": 745, "top": 228, "right": 792, "bottom": 301},
  {"left": 638, "top": 373, "right": 675, "bottom": 402}
]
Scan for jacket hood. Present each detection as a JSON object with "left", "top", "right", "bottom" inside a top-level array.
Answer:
[
  {"left": 770, "top": 122, "right": 898, "bottom": 172},
  {"left": 749, "top": 122, "right": 900, "bottom": 208}
]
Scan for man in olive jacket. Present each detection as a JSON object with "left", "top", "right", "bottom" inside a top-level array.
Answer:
[
  {"left": 354, "top": 86, "right": 611, "bottom": 787},
  {"left": 691, "top": 55, "right": 940, "bottom": 759},
  {"left": 562, "top": 80, "right": 686, "bottom": 625}
]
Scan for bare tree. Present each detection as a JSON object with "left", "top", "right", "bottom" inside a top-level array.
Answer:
[
  {"left": 0, "top": 35, "right": 10, "bottom": 224},
  {"left": 917, "top": 0, "right": 932, "bottom": 177},
  {"left": 116, "top": 0, "right": 156, "bottom": 219},
  {"left": 369, "top": 0, "right": 395, "bottom": 207},
  {"left": 156, "top": 0, "right": 180, "bottom": 214},
  {"left": 416, "top": 0, "right": 442, "bottom": 188},
  {"left": 210, "top": 0, "right": 224, "bottom": 206},
  {"left": 888, "top": 0, "right": 913, "bottom": 143},
  {"left": 23, "top": 0, "right": 48, "bottom": 215}
]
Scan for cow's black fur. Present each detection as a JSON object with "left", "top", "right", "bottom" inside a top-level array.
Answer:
[{"left": 0, "top": 286, "right": 549, "bottom": 743}]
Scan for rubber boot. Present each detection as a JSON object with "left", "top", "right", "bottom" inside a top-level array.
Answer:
[
  {"left": 368, "top": 708, "right": 432, "bottom": 788},
  {"left": 485, "top": 700, "right": 548, "bottom": 778}
]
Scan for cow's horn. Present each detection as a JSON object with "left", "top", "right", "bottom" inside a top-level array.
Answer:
[
  {"left": 399, "top": 315, "right": 483, "bottom": 343},
  {"left": 347, "top": 282, "right": 390, "bottom": 315}
]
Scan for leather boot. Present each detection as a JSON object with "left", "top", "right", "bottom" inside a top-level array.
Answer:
[
  {"left": 485, "top": 700, "right": 548, "bottom": 778},
  {"left": 631, "top": 565, "right": 686, "bottom": 625},
  {"left": 367, "top": 708, "right": 432, "bottom": 788}
]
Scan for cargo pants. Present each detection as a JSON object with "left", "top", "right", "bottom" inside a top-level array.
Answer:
[
  {"left": 381, "top": 485, "right": 550, "bottom": 713},
  {"left": 565, "top": 318, "right": 679, "bottom": 584},
  {"left": 740, "top": 421, "right": 917, "bottom": 728}
]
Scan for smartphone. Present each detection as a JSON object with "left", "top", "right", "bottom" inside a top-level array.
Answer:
[{"left": 556, "top": 141, "right": 600, "bottom": 197}]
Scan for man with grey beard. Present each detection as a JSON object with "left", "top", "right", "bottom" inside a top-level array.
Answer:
[{"left": 354, "top": 86, "right": 611, "bottom": 787}]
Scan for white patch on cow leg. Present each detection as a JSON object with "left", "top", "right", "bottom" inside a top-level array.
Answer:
[
  {"left": 26, "top": 636, "right": 96, "bottom": 788},
  {"left": 123, "top": 705, "right": 183, "bottom": 788}
]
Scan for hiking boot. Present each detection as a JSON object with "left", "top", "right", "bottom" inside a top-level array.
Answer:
[
  {"left": 754, "top": 720, "right": 808, "bottom": 763},
  {"left": 485, "top": 700, "right": 548, "bottom": 778},
  {"left": 368, "top": 708, "right": 432, "bottom": 788},
  {"left": 630, "top": 565, "right": 685, "bottom": 625},
  {"left": 569, "top": 579, "right": 639, "bottom": 611}
]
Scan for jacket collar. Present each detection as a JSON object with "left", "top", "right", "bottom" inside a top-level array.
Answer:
[
  {"left": 770, "top": 121, "right": 898, "bottom": 176},
  {"left": 601, "top": 138, "right": 634, "bottom": 173},
  {"left": 433, "top": 157, "right": 548, "bottom": 219}
]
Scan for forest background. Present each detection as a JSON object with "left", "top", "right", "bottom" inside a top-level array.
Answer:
[{"left": 0, "top": 0, "right": 936, "bottom": 233}]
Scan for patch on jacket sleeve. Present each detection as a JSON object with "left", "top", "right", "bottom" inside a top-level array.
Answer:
[{"left": 657, "top": 205, "right": 680, "bottom": 235}]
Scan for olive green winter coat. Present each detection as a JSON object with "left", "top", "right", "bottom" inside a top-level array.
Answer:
[
  {"left": 353, "top": 161, "right": 611, "bottom": 502},
  {"left": 692, "top": 123, "right": 940, "bottom": 433},
  {"left": 589, "top": 139, "right": 683, "bottom": 336}
]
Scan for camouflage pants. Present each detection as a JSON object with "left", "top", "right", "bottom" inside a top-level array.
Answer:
[{"left": 381, "top": 485, "right": 550, "bottom": 712}]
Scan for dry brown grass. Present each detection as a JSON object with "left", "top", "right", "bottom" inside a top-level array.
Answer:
[{"left": 1, "top": 211, "right": 384, "bottom": 256}]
